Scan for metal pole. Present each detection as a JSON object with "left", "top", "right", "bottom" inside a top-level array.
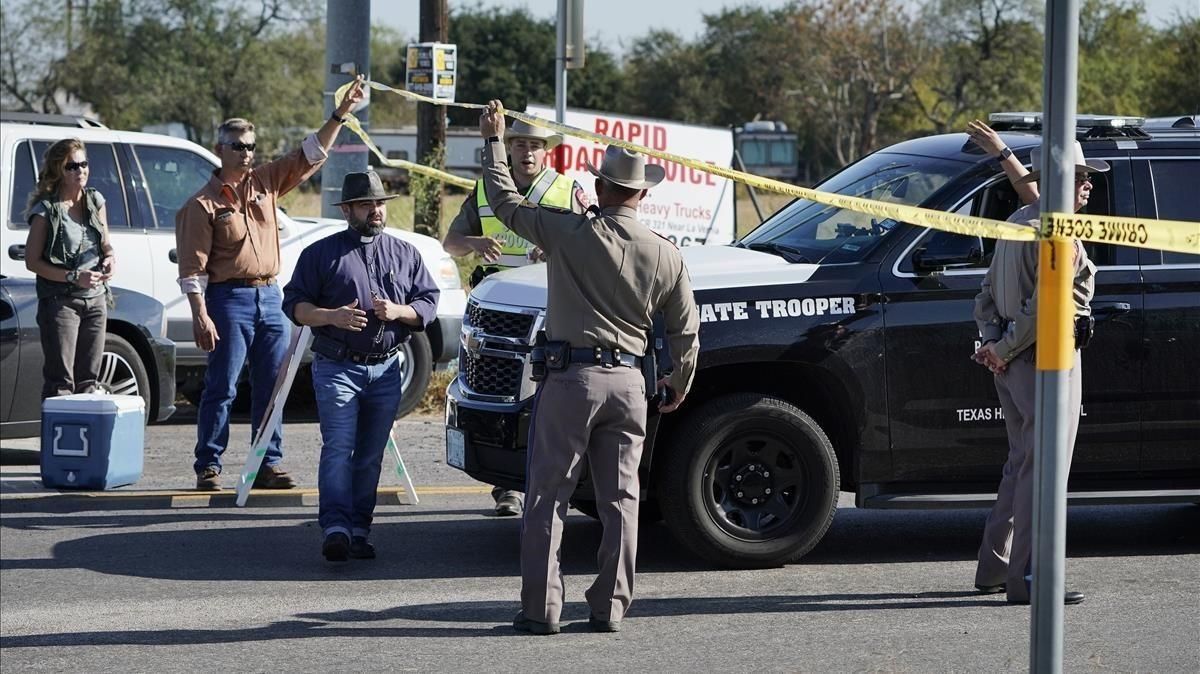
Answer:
[
  {"left": 322, "top": 0, "right": 371, "bottom": 218},
  {"left": 414, "top": 0, "right": 447, "bottom": 238},
  {"left": 1031, "top": 0, "right": 1080, "bottom": 670},
  {"left": 554, "top": 0, "right": 568, "bottom": 170}
]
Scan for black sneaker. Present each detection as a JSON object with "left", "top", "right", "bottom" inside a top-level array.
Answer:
[
  {"left": 196, "top": 468, "right": 221, "bottom": 491},
  {"left": 322, "top": 532, "right": 350, "bottom": 562},
  {"left": 349, "top": 536, "right": 376, "bottom": 559}
]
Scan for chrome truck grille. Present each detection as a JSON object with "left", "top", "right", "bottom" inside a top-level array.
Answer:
[{"left": 458, "top": 299, "right": 543, "bottom": 402}]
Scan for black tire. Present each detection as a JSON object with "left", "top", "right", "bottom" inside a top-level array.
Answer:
[
  {"left": 100, "top": 333, "right": 152, "bottom": 424},
  {"left": 394, "top": 331, "right": 433, "bottom": 419},
  {"left": 658, "top": 393, "right": 839, "bottom": 568}
]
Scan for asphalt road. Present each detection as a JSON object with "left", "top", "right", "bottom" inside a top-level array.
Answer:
[{"left": 2, "top": 415, "right": 1198, "bottom": 671}]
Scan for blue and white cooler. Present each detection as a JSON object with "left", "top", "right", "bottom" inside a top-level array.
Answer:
[{"left": 40, "top": 393, "right": 145, "bottom": 490}]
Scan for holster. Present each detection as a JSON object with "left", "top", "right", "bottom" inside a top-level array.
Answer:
[
  {"left": 530, "top": 331, "right": 548, "bottom": 382},
  {"left": 1074, "top": 315, "right": 1095, "bottom": 349},
  {"left": 529, "top": 331, "right": 570, "bottom": 382},
  {"left": 641, "top": 335, "right": 659, "bottom": 401}
]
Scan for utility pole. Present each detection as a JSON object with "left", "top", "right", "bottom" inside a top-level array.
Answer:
[
  {"left": 1030, "top": 0, "right": 1080, "bottom": 671},
  {"left": 322, "top": 0, "right": 370, "bottom": 218},
  {"left": 414, "top": 0, "right": 448, "bottom": 238},
  {"left": 555, "top": 0, "right": 585, "bottom": 171}
]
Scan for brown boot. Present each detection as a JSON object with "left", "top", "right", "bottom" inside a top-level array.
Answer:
[
  {"left": 253, "top": 465, "right": 296, "bottom": 489},
  {"left": 196, "top": 467, "right": 221, "bottom": 491}
]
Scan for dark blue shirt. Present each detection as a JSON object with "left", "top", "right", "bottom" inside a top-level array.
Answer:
[{"left": 283, "top": 228, "right": 440, "bottom": 354}]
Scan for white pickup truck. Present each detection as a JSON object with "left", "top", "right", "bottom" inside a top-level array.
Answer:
[{"left": 0, "top": 113, "right": 467, "bottom": 417}]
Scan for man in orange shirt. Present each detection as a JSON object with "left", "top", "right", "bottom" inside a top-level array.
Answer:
[{"left": 176, "top": 77, "right": 365, "bottom": 491}]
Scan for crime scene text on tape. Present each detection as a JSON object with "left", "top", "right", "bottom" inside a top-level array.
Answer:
[{"left": 335, "top": 80, "right": 1200, "bottom": 256}]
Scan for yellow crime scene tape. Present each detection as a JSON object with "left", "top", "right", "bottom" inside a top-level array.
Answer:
[{"left": 335, "top": 80, "right": 1200, "bottom": 255}]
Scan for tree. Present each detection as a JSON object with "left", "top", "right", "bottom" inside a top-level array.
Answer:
[
  {"left": 445, "top": 5, "right": 623, "bottom": 124},
  {"left": 618, "top": 31, "right": 709, "bottom": 122},
  {"left": 0, "top": 0, "right": 70, "bottom": 112},
  {"left": 911, "top": 0, "right": 1043, "bottom": 134},
  {"left": 1144, "top": 12, "right": 1200, "bottom": 116},
  {"left": 49, "top": 0, "right": 322, "bottom": 147},
  {"left": 1077, "top": 0, "right": 1157, "bottom": 115}
]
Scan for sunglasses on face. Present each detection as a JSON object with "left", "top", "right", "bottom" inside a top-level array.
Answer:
[
  {"left": 1075, "top": 174, "right": 1093, "bottom": 185},
  {"left": 64, "top": 161, "right": 89, "bottom": 172},
  {"left": 227, "top": 142, "right": 256, "bottom": 152}
]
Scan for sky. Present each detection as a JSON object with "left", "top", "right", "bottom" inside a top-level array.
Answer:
[{"left": 371, "top": 0, "right": 1199, "bottom": 51}]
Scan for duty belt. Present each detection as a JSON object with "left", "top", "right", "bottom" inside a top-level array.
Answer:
[
  {"left": 568, "top": 347, "right": 642, "bottom": 369},
  {"left": 312, "top": 334, "right": 403, "bottom": 364}
]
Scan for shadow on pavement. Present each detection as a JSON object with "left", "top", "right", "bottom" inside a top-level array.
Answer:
[
  {"left": 0, "top": 591, "right": 1004, "bottom": 648},
  {"left": 1, "top": 504, "right": 1196, "bottom": 582}
]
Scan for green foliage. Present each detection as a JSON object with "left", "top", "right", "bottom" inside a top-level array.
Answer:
[
  {"left": 410, "top": 144, "right": 446, "bottom": 238},
  {"left": 1143, "top": 13, "right": 1200, "bottom": 116},
  {"left": 444, "top": 4, "right": 623, "bottom": 124},
  {"left": 50, "top": 0, "right": 323, "bottom": 147}
]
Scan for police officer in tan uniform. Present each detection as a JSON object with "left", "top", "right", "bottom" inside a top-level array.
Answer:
[
  {"left": 478, "top": 101, "right": 699, "bottom": 635},
  {"left": 443, "top": 118, "right": 586, "bottom": 517},
  {"left": 971, "top": 140, "right": 1105, "bottom": 605}
]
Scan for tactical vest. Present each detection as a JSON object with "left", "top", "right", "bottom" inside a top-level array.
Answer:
[
  {"left": 36, "top": 188, "right": 108, "bottom": 300},
  {"left": 476, "top": 168, "right": 574, "bottom": 267}
]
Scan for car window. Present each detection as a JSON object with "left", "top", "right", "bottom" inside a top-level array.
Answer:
[
  {"left": 901, "top": 167, "right": 1125, "bottom": 272},
  {"left": 131, "top": 145, "right": 214, "bottom": 230},
  {"left": 1149, "top": 159, "right": 1200, "bottom": 265},
  {"left": 27, "top": 141, "right": 130, "bottom": 229},
  {"left": 744, "top": 152, "right": 968, "bottom": 264},
  {"left": 7, "top": 141, "right": 37, "bottom": 228}
]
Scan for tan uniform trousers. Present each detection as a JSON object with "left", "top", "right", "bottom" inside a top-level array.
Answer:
[
  {"left": 521, "top": 362, "right": 647, "bottom": 624},
  {"left": 975, "top": 348, "right": 1082, "bottom": 602}
]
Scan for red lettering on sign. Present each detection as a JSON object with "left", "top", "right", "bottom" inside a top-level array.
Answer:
[
  {"left": 652, "top": 126, "right": 667, "bottom": 150},
  {"left": 594, "top": 119, "right": 609, "bottom": 136}
]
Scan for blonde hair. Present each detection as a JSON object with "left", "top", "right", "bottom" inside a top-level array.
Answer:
[{"left": 28, "top": 137, "right": 85, "bottom": 209}]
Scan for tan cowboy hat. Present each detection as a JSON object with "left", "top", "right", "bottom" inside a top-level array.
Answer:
[
  {"left": 1016, "top": 140, "right": 1111, "bottom": 185},
  {"left": 332, "top": 170, "right": 399, "bottom": 205},
  {"left": 504, "top": 119, "right": 562, "bottom": 149},
  {"left": 585, "top": 145, "right": 666, "bottom": 190}
]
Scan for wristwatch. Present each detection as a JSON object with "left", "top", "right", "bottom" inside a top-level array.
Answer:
[
  {"left": 485, "top": 135, "right": 500, "bottom": 144},
  {"left": 331, "top": 112, "right": 347, "bottom": 125},
  {"left": 997, "top": 146, "right": 1013, "bottom": 161},
  {"left": 65, "top": 269, "right": 79, "bottom": 285}
]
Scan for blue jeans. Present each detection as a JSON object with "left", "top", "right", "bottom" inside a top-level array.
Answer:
[
  {"left": 193, "top": 283, "right": 290, "bottom": 474},
  {"left": 312, "top": 352, "right": 403, "bottom": 538}
]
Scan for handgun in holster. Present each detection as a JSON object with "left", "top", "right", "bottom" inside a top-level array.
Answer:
[
  {"left": 530, "top": 331, "right": 548, "bottom": 382},
  {"left": 1074, "top": 315, "right": 1095, "bottom": 349},
  {"left": 641, "top": 334, "right": 658, "bottom": 402}
]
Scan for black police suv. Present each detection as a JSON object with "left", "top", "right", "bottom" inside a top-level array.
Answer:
[{"left": 445, "top": 113, "right": 1200, "bottom": 568}]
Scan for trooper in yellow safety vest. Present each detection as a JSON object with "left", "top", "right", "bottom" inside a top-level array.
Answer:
[{"left": 442, "top": 117, "right": 587, "bottom": 517}]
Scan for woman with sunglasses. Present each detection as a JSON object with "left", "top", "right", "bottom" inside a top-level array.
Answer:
[{"left": 23, "top": 137, "right": 116, "bottom": 399}]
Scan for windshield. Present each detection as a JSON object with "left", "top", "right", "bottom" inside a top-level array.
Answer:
[{"left": 741, "top": 152, "right": 970, "bottom": 263}]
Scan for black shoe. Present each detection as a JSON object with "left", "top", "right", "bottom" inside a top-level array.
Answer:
[
  {"left": 512, "top": 611, "right": 559, "bottom": 635},
  {"left": 254, "top": 465, "right": 296, "bottom": 489},
  {"left": 587, "top": 614, "right": 621, "bottom": 633},
  {"left": 975, "top": 583, "right": 1006, "bottom": 594},
  {"left": 322, "top": 532, "right": 350, "bottom": 562},
  {"left": 494, "top": 490, "right": 524, "bottom": 517},
  {"left": 1006, "top": 591, "right": 1085, "bottom": 605},
  {"left": 196, "top": 467, "right": 221, "bottom": 491},
  {"left": 349, "top": 536, "right": 376, "bottom": 560}
]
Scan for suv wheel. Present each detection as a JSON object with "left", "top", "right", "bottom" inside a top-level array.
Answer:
[
  {"left": 659, "top": 393, "right": 839, "bottom": 568},
  {"left": 394, "top": 332, "right": 433, "bottom": 419},
  {"left": 100, "top": 333, "right": 152, "bottom": 422}
]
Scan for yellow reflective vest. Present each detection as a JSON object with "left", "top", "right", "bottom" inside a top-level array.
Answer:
[{"left": 476, "top": 168, "right": 575, "bottom": 267}]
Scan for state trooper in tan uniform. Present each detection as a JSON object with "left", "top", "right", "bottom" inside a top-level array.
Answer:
[
  {"left": 443, "top": 118, "right": 586, "bottom": 518},
  {"left": 478, "top": 101, "right": 699, "bottom": 635},
  {"left": 971, "top": 141, "right": 1105, "bottom": 606}
]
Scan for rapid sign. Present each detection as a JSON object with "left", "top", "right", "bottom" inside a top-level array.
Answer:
[{"left": 526, "top": 104, "right": 735, "bottom": 246}]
